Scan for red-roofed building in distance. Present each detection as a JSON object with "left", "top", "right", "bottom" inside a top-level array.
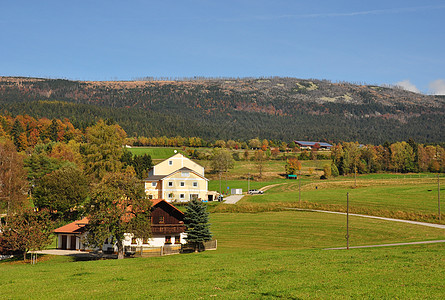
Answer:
[{"left": 294, "top": 141, "right": 333, "bottom": 150}]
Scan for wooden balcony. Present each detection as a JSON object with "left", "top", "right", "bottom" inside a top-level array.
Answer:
[{"left": 151, "top": 224, "right": 185, "bottom": 234}]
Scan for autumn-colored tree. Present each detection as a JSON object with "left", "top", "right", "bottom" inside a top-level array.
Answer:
[
  {"left": 49, "top": 141, "right": 83, "bottom": 168},
  {"left": 85, "top": 172, "right": 152, "bottom": 259},
  {"left": 1, "top": 209, "right": 52, "bottom": 261},
  {"left": 390, "top": 142, "right": 415, "bottom": 173},
  {"left": 213, "top": 140, "right": 226, "bottom": 148},
  {"left": 271, "top": 147, "right": 280, "bottom": 159},
  {"left": 285, "top": 157, "right": 302, "bottom": 175},
  {"left": 0, "top": 139, "right": 29, "bottom": 217},
  {"left": 83, "top": 120, "right": 127, "bottom": 181},
  {"left": 226, "top": 140, "right": 236, "bottom": 149}
]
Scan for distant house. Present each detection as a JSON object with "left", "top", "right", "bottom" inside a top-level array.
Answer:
[
  {"left": 294, "top": 141, "right": 333, "bottom": 150},
  {"left": 53, "top": 199, "right": 186, "bottom": 251},
  {"left": 144, "top": 153, "right": 209, "bottom": 202}
]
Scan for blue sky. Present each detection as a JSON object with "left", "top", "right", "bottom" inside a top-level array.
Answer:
[{"left": 1, "top": 0, "right": 444, "bottom": 94}]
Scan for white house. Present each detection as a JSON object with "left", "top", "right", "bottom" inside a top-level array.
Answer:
[
  {"left": 53, "top": 199, "right": 187, "bottom": 252},
  {"left": 144, "top": 153, "right": 209, "bottom": 202}
]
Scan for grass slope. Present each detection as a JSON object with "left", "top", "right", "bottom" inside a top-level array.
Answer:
[{"left": 1, "top": 211, "right": 444, "bottom": 299}]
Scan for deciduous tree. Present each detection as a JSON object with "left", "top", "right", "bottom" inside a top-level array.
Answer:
[
  {"left": 85, "top": 172, "right": 151, "bottom": 259},
  {"left": 0, "top": 139, "right": 29, "bottom": 217},
  {"left": 83, "top": 120, "right": 126, "bottom": 181},
  {"left": 1, "top": 209, "right": 52, "bottom": 261},
  {"left": 33, "top": 165, "right": 88, "bottom": 221}
]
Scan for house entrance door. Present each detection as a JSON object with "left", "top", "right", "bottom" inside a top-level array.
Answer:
[
  {"left": 61, "top": 235, "right": 67, "bottom": 249},
  {"left": 69, "top": 236, "right": 77, "bottom": 250}
]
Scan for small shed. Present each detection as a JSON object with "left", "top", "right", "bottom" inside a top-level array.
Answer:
[{"left": 231, "top": 188, "right": 243, "bottom": 195}]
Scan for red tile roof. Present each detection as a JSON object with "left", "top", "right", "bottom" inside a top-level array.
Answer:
[{"left": 53, "top": 217, "right": 89, "bottom": 234}]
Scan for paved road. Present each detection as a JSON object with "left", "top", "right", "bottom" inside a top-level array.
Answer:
[
  {"left": 224, "top": 195, "right": 244, "bottom": 204},
  {"left": 284, "top": 207, "right": 445, "bottom": 229},
  {"left": 324, "top": 240, "right": 445, "bottom": 250}
]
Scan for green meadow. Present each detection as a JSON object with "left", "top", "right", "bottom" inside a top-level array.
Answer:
[
  {"left": 127, "top": 146, "right": 185, "bottom": 160},
  {"left": 1, "top": 211, "right": 445, "bottom": 299},
  {"left": 2, "top": 148, "right": 443, "bottom": 299}
]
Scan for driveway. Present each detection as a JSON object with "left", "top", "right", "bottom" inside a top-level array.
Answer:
[
  {"left": 33, "top": 249, "right": 102, "bottom": 259},
  {"left": 224, "top": 195, "right": 244, "bottom": 204}
]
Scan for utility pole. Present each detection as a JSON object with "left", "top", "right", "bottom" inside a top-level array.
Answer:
[
  {"left": 354, "top": 162, "right": 357, "bottom": 188},
  {"left": 219, "top": 172, "right": 222, "bottom": 196},
  {"left": 439, "top": 174, "right": 441, "bottom": 221},
  {"left": 299, "top": 173, "right": 301, "bottom": 205},
  {"left": 346, "top": 192, "right": 350, "bottom": 250},
  {"left": 248, "top": 173, "right": 250, "bottom": 192}
]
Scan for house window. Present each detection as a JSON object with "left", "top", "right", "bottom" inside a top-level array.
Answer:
[
  {"left": 180, "top": 194, "right": 185, "bottom": 199},
  {"left": 180, "top": 182, "right": 185, "bottom": 187},
  {"left": 151, "top": 182, "right": 157, "bottom": 187},
  {"left": 131, "top": 237, "right": 137, "bottom": 245},
  {"left": 148, "top": 194, "right": 153, "bottom": 199},
  {"left": 190, "top": 194, "right": 199, "bottom": 200},
  {"left": 165, "top": 236, "right": 172, "bottom": 244},
  {"left": 169, "top": 160, "right": 173, "bottom": 165},
  {"left": 168, "top": 193, "right": 173, "bottom": 198},
  {"left": 168, "top": 181, "right": 173, "bottom": 187},
  {"left": 159, "top": 216, "right": 165, "bottom": 224},
  {"left": 193, "top": 181, "right": 198, "bottom": 187},
  {"left": 175, "top": 236, "right": 181, "bottom": 244},
  {"left": 181, "top": 171, "right": 189, "bottom": 177}
]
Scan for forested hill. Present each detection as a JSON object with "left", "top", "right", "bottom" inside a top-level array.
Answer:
[{"left": 0, "top": 76, "right": 444, "bottom": 144}]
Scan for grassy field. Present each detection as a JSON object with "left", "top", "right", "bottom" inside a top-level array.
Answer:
[
  {"left": 127, "top": 147, "right": 186, "bottom": 160},
  {"left": 1, "top": 211, "right": 445, "bottom": 299},
  {"left": 2, "top": 150, "right": 443, "bottom": 298},
  {"left": 242, "top": 177, "right": 444, "bottom": 218}
]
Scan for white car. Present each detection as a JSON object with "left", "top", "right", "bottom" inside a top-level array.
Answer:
[{"left": 248, "top": 189, "right": 264, "bottom": 195}]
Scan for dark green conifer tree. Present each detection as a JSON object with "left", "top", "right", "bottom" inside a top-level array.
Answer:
[{"left": 184, "top": 199, "right": 212, "bottom": 252}]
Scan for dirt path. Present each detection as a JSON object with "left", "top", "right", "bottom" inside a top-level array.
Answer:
[
  {"left": 284, "top": 207, "right": 445, "bottom": 229},
  {"left": 258, "top": 183, "right": 286, "bottom": 192},
  {"left": 324, "top": 240, "right": 445, "bottom": 250}
]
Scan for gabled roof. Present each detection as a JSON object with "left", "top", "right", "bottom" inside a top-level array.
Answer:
[
  {"left": 145, "top": 167, "right": 208, "bottom": 181},
  {"left": 163, "top": 167, "right": 209, "bottom": 181},
  {"left": 53, "top": 217, "right": 89, "bottom": 234},
  {"left": 53, "top": 200, "right": 184, "bottom": 234},
  {"left": 151, "top": 199, "right": 185, "bottom": 217}
]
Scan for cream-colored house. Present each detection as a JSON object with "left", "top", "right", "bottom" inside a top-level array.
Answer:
[{"left": 144, "top": 153, "right": 209, "bottom": 202}]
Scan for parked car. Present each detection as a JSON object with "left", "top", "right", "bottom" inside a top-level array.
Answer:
[{"left": 248, "top": 189, "right": 264, "bottom": 195}]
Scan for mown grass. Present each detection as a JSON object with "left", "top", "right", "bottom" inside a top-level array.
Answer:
[
  {"left": 127, "top": 147, "right": 185, "bottom": 159},
  {"left": 1, "top": 211, "right": 444, "bottom": 299},
  {"left": 240, "top": 177, "right": 444, "bottom": 222}
]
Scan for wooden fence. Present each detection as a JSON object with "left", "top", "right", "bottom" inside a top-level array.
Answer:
[{"left": 125, "top": 240, "right": 217, "bottom": 257}]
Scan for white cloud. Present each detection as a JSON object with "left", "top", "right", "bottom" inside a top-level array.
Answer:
[
  {"left": 394, "top": 80, "right": 420, "bottom": 93},
  {"left": 428, "top": 79, "right": 445, "bottom": 95}
]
